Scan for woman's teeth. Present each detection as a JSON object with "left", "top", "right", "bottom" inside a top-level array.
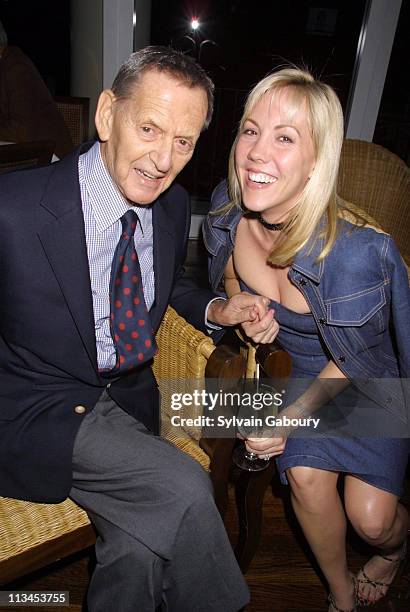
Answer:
[{"left": 249, "top": 172, "right": 276, "bottom": 184}]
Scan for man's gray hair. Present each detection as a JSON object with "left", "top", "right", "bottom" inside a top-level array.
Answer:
[
  {"left": 0, "top": 19, "right": 8, "bottom": 48},
  {"left": 112, "top": 46, "right": 214, "bottom": 130}
]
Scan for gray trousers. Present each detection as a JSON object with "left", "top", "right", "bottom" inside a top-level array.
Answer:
[{"left": 69, "top": 391, "right": 249, "bottom": 612}]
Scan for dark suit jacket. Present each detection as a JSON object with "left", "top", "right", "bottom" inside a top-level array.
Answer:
[{"left": 0, "top": 144, "right": 214, "bottom": 502}]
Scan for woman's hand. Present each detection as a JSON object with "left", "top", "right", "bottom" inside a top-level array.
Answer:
[
  {"left": 241, "top": 307, "right": 279, "bottom": 344},
  {"left": 244, "top": 434, "right": 287, "bottom": 458}
]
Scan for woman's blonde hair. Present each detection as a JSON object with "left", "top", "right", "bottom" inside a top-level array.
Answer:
[{"left": 227, "top": 67, "right": 344, "bottom": 266}]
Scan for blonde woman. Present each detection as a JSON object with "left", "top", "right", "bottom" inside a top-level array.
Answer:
[{"left": 203, "top": 68, "right": 409, "bottom": 611}]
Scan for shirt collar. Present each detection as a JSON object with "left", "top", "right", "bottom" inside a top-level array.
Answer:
[{"left": 80, "top": 141, "right": 152, "bottom": 234}]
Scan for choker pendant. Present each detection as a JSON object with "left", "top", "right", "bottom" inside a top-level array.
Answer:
[{"left": 256, "top": 212, "right": 284, "bottom": 231}]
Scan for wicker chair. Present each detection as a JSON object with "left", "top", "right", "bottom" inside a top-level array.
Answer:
[
  {"left": 0, "top": 141, "right": 55, "bottom": 175},
  {"left": 54, "top": 96, "right": 90, "bottom": 148},
  {"left": 0, "top": 307, "right": 240, "bottom": 585},
  {"left": 338, "top": 138, "right": 410, "bottom": 266}
]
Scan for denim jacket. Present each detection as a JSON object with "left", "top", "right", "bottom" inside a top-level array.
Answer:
[{"left": 203, "top": 181, "right": 410, "bottom": 425}]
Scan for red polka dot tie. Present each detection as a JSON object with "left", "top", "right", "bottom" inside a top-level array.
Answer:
[{"left": 109, "top": 210, "right": 157, "bottom": 371}]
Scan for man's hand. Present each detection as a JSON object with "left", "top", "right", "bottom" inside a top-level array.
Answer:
[
  {"left": 207, "top": 292, "right": 270, "bottom": 327},
  {"left": 207, "top": 292, "right": 279, "bottom": 344}
]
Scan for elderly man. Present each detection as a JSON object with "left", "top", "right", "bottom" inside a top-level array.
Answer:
[{"left": 0, "top": 47, "right": 273, "bottom": 611}]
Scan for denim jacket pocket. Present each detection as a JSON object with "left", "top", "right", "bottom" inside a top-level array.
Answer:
[{"left": 325, "top": 285, "right": 386, "bottom": 327}]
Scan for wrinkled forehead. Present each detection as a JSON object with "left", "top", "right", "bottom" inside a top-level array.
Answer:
[{"left": 116, "top": 71, "right": 208, "bottom": 123}]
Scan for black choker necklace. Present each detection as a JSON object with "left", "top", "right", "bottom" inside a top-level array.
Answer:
[{"left": 256, "top": 213, "right": 284, "bottom": 231}]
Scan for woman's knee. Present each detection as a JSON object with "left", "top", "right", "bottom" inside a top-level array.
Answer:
[
  {"left": 287, "top": 466, "right": 337, "bottom": 509},
  {"left": 345, "top": 479, "right": 399, "bottom": 544},
  {"left": 347, "top": 503, "right": 397, "bottom": 543}
]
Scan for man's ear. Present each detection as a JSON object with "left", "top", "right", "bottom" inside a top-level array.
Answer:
[{"left": 95, "top": 89, "right": 116, "bottom": 141}]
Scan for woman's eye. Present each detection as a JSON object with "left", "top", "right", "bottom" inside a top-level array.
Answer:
[
  {"left": 141, "top": 126, "right": 154, "bottom": 135},
  {"left": 279, "top": 135, "right": 293, "bottom": 143},
  {"left": 243, "top": 128, "right": 257, "bottom": 136}
]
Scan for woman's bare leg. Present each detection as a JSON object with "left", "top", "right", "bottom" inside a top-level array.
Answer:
[
  {"left": 287, "top": 467, "right": 355, "bottom": 610},
  {"left": 344, "top": 475, "right": 408, "bottom": 605}
]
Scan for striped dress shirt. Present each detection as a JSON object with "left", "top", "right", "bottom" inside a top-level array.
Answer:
[{"left": 78, "top": 142, "right": 154, "bottom": 371}]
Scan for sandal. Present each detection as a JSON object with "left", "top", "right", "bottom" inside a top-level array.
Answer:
[
  {"left": 328, "top": 591, "right": 356, "bottom": 612},
  {"left": 356, "top": 539, "right": 407, "bottom": 606},
  {"left": 328, "top": 574, "right": 357, "bottom": 612}
]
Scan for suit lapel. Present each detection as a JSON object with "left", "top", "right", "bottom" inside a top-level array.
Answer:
[
  {"left": 37, "top": 149, "right": 99, "bottom": 375},
  {"left": 150, "top": 193, "right": 176, "bottom": 329},
  {"left": 36, "top": 148, "right": 179, "bottom": 370}
]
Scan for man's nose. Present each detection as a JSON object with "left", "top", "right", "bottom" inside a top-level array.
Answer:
[{"left": 149, "top": 140, "right": 173, "bottom": 174}]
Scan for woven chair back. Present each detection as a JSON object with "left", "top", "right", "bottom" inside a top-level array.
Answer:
[
  {"left": 338, "top": 139, "right": 410, "bottom": 261},
  {"left": 55, "top": 96, "right": 90, "bottom": 147}
]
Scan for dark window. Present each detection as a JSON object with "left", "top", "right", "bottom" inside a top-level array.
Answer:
[
  {"left": 373, "top": 1, "right": 410, "bottom": 165},
  {"left": 151, "top": 0, "right": 367, "bottom": 204},
  {"left": 0, "top": 0, "right": 71, "bottom": 95}
]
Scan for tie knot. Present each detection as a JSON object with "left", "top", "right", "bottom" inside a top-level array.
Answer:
[{"left": 121, "top": 210, "right": 139, "bottom": 238}]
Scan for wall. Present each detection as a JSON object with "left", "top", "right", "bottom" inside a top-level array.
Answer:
[
  {"left": 70, "top": 0, "right": 151, "bottom": 138},
  {"left": 70, "top": 0, "right": 103, "bottom": 138}
]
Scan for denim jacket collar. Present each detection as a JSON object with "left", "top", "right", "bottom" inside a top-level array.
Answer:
[
  {"left": 292, "top": 234, "right": 325, "bottom": 284},
  {"left": 212, "top": 199, "right": 326, "bottom": 284},
  {"left": 211, "top": 202, "right": 242, "bottom": 247},
  {"left": 210, "top": 178, "right": 328, "bottom": 283}
]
